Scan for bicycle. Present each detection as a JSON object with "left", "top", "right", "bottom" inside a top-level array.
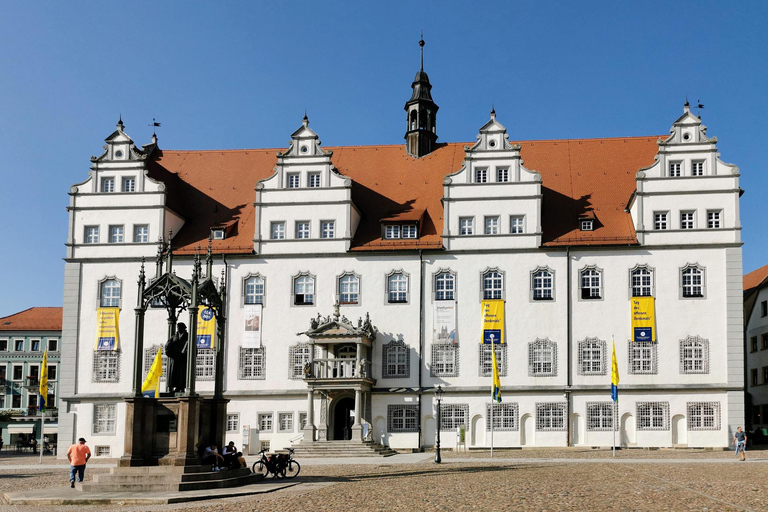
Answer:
[{"left": 251, "top": 448, "right": 300, "bottom": 479}]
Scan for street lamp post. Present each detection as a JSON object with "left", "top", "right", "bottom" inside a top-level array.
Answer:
[{"left": 434, "top": 385, "right": 444, "bottom": 464}]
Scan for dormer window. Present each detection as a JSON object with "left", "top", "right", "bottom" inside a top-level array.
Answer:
[
  {"left": 384, "top": 224, "right": 419, "bottom": 239},
  {"left": 385, "top": 225, "right": 400, "bottom": 239},
  {"left": 402, "top": 225, "right": 417, "bottom": 239},
  {"left": 580, "top": 220, "right": 594, "bottom": 231},
  {"left": 212, "top": 229, "right": 225, "bottom": 240}
]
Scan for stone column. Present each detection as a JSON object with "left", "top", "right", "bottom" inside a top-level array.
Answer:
[
  {"left": 352, "top": 388, "right": 363, "bottom": 442},
  {"left": 303, "top": 389, "right": 316, "bottom": 442},
  {"left": 355, "top": 341, "right": 361, "bottom": 377}
]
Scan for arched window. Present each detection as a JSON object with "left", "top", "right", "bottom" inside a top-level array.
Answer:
[
  {"left": 531, "top": 268, "right": 554, "bottom": 301},
  {"left": 293, "top": 273, "right": 315, "bottom": 306},
  {"left": 482, "top": 269, "right": 503, "bottom": 300},
  {"left": 387, "top": 272, "right": 408, "bottom": 303},
  {"left": 434, "top": 271, "right": 455, "bottom": 301},
  {"left": 630, "top": 266, "right": 653, "bottom": 297},
  {"left": 100, "top": 279, "right": 121, "bottom": 308},
  {"left": 580, "top": 267, "right": 602, "bottom": 300},
  {"left": 338, "top": 273, "right": 360, "bottom": 304},
  {"left": 244, "top": 275, "right": 265, "bottom": 305},
  {"left": 528, "top": 338, "right": 557, "bottom": 377},
  {"left": 681, "top": 265, "right": 705, "bottom": 298}
]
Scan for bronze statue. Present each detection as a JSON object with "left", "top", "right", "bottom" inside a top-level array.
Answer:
[{"left": 165, "top": 322, "right": 189, "bottom": 393}]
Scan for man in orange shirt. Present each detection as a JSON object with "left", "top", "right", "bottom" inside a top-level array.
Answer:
[{"left": 67, "top": 437, "right": 91, "bottom": 488}]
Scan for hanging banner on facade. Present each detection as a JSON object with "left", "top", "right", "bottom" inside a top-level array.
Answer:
[
  {"left": 481, "top": 299, "right": 505, "bottom": 344},
  {"left": 631, "top": 296, "right": 656, "bottom": 342},
  {"left": 243, "top": 304, "right": 263, "bottom": 348},
  {"left": 196, "top": 306, "right": 216, "bottom": 350},
  {"left": 95, "top": 307, "right": 120, "bottom": 351},
  {"left": 433, "top": 300, "right": 457, "bottom": 344}
]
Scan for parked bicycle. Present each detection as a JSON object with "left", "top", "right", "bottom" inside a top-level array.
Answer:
[{"left": 252, "top": 448, "right": 300, "bottom": 479}]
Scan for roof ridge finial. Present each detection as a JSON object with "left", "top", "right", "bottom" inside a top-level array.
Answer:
[
  {"left": 117, "top": 114, "right": 124, "bottom": 130},
  {"left": 302, "top": 110, "right": 309, "bottom": 127},
  {"left": 491, "top": 104, "right": 496, "bottom": 119},
  {"left": 419, "top": 32, "right": 425, "bottom": 71}
]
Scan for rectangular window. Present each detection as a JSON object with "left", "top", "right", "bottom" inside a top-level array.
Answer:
[
  {"left": 259, "top": 413, "right": 273, "bottom": 432},
  {"left": 296, "top": 222, "right": 310, "bottom": 239},
  {"left": 212, "top": 229, "right": 225, "bottom": 240},
  {"left": 339, "top": 275, "right": 359, "bottom": 304},
  {"left": 294, "top": 276, "right": 314, "bottom": 305},
  {"left": 30, "top": 339, "right": 40, "bottom": 352},
  {"left": 195, "top": 349, "right": 215, "bottom": 380},
  {"left": 133, "top": 225, "right": 149, "bottom": 243},
  {"left": 287, "top": 173, "right": 300, "bottom": 188},
  {"left": 95, "top": 446, "right": 111, "bottom": 457},
  {"left": 706, "top": 210, "right": 721, "bottom": 229},
  {"left": 270, "top": 222, "right": 285, "bottom": 240},
  {"left": 762, "top": 334, "right": 768, "bottom": 350},
  {"left": 637, "top": 402, "right": 669, "bottom": 431},
  {"left": 751, "top": 337, "right": 759, "bottom": 353},
  {"left": 14, "top": 339, "right": 24, "bottom": 351},
  {"left": 669, "top": 162, "right": 681, "bottom": 177},
  {"left": 440, "top": 404, "right": 469, "bottom": 431},
  {"left": 308, "top": 173, "right": 321, "bottom": 188},
  {"left": 692, "top": 161, "right": 704, "bottom": 176},
  {"left": 434, "top": 272, "right": 455, "bottom": 301},
  {"left": 48, "top": 365, "right": 57, "bottom": 380},
  {"left": 687, "top": 402, "right": 720, "bottom": 430},
  {"left": 260, "top": 440, "right": 270, "bottom": 452},
  {"left": 578, "top": 339, "right": 605, "bottom": 375},
  {"left": 510, "top": 216, "right": 525, "bottom": 234},
  {"left": 628, "top": 341, "right": 657, "bottom": 375},
  {"left": 382, "top": 341, "right": 409, "bottom": 378},
  {"left": 430, "top": 344, "right": 458, "bottom": 377},
  {"left": 580, "top": 269, "right": 601, "bottom": 300},
  {"left": 289, "top": 344, "right": 311, "bottom": 380},
  {"left": 388, "top": 405, "right": 419, "bottom": 432},
  {"left": 631, "top": 268, "right": 653, "bottom": 297},
  {"left": 299, "top": 412, "right": 308, "bottom": 430},
  {"left": 93, "top": 404, "right": 117, "bottom": 434},
  {"left": 121, "top": 177, "right": 135, "bottom": 192},
  {"left": 459, "top": 217, "right": 474, "bottom": 236},
  {"left": 12, "top": 365, "right": 23, "bottom": 380},
  {"left": 387, "top": 273, "right": 408, "bottom": 303},
  {"left": 279, "top": 413, "right": 294, "bottom": 432},
  {"left": 532, "top": 270, "right": 553, "bottom": 300},
  {"left": 238, "top": 347, "right": 265, "bottom": 380},
  {"left": 752, "top": 368, "right": 759, "bottom": 386},
  {"left": 763, "top": 301, "right": 768, "bottom": 318},
  {"left": 536, "top": 403, "right": 566, "bottom": 431},
  {"left": 763, "top": 367, "right": 768, "bottom": 384},
  {"left": 93, "top": 352, "right": 120, "bottom": 382},
  {"left": 109, "top": 225, "right": 124, "bottom": 243},
  {"left": 227, "top": 413, "right": 239, "bottom": 432},
  {"left": 11, "top": 395, "right": 21, "bottom": 408},
  {"left": 402, "top": 225, "right": 417, "bottom": 238},
  {"left": 654, "top": 212, "right": 668, "bottom": 230},
  {"left": 385, "top": 225, "right": 401, "bottom": 239},
  {"left": 486, "top": 403, "right": 518, "bottom": 431},
  {"left": 680, "top": 211, "right": 695, "bottom": 230},
  {"left": 101, "top": 177, "right": 115, "bottom": 192},
  {"left": 496, "top": 168, "right": 509, "bottom": 183},
  {"left": 0, "top": 339, "right": 7, "bottom": 351},
  {"left": 580, "top": 220, "right": 594, "bottom": 231},
  {"left": 479, "top": 343, "right": 506, "bottom": 377},
  {"left": 475, "top": 168, "right": 488, "bottom": 183},
  {"left": 680, "top": 338, "right": 708, "bottom": 374},
  {"left": 85, "top": 226, "right": 100, "bottom": 244},
  {"left": 586, "top": 402, "right": 615, "bottom": 431},
  {"left": 321, "top": 221, "right": 335, "bottom": 239},
  {"left": 484, "top": 216, "right": 499, "bottom": 235}
]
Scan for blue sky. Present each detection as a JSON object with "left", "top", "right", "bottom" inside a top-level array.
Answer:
[{"left": 1, "top": 2, "right": 766, "bottom": 317}]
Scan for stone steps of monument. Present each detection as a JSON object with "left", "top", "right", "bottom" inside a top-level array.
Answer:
[
  {"left": 82, "top": 469, "right": 260, "bottom": 492},
  {"left": 110, "top": 464, "right": 213, "bottom": 474},
  {"left": 292, "top": 441, "right": 397, "bottom": 457}
]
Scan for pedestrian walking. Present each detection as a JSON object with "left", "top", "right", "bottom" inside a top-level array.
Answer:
[
  {"left": 67, "top": 438, "right": 91, "bottom": 488},
  {"left": 733, "top": 426, "right": 747, "bottom": 461}
]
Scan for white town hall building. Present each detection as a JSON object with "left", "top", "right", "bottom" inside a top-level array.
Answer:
[{"left": 59, "top": 50, "right": 744, "bottom": 457}]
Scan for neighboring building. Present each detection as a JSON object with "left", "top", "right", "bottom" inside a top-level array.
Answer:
[
  {"left": 0, "top": 307, "right": 62, "bottom": 449},
  {"left": 59, "top": 46, "right": 744, "bottom": 455},
  {"left": 743, "top": 264, "right": 768, "bottom": 432}
]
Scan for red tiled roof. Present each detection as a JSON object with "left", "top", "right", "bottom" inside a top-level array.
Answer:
[
  {"left": 147, "top": 136, "right": 661, "bottom": 254},
  {"left": 744, "top": 264, "right": 768, "bottom": 291},
  {"left": 0, "top": 307, "right": 62, "bottom": 331}
]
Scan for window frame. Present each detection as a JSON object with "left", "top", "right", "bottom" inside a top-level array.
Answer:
[
  {"left": 459, "top": 217, "right": 474, "bottom": 236},
  {"left": 679, "top": 336, "right": 709, "bottom": 374},
  {"left": 226, "top": 413, "right": 240, "bottom": 432},
  {"left": 286, "top": 173, "right": 301, "bottom": 189},
  {"left": 530, "top": 266, "right": 555, "bottom": 301},
  {"left": 98, "top": 277, "right": 122, "bottom": 309},
  {"left": 680, "top": 210, "right": 696, "bottom": 230},
  {"left": 92, "top": 351, "right": 120, "bottom": 383},
  {"left": 133, "top": 225, "right": 149, "bottom": 243},
  {"left": 509, "top": 215, "right": 525, "bottom": 234},
  {"left": 707, "top": 210, "right": 722, "bottom": 229},
  {"left": 386, "top": 270, "right": 409, "bottom": 304},
  {"left": 580, "top": 219, "right": 594, "bottom": 231},
  {"left": 687, "top": 402, "right": 720, "bottom": 431},
  {"left": 381, "top": 339, "right": 410, "bottom": 378},
  {"left": 101, "top": 177, "right": 115, "bottom": 193},
  {"left": 270, "top": 221, "right": 286, "bottom": 240},
  {"left": 430, "top": 343, "right": 459, "bottom": 377},
  {"left": 121, "top": 176, "right": 136, "bottom": 192},
  {"left": 586, "top": 401, "right": 616, "bottom": 431},
  {"left": 680, "top": 264, "right": 706, "bottom": 299},
  {"left": 85, "top": 225, "right": 100, "bottom": 244},
  {"left": 577, "top": 337, "right": 606, "bottom": 376},
  {"left": 440, "top": 404, "right": 469, "bottom": 431},
  {"left": 481, "top": 267, "right": 504, "bottom": 301},
  {"left": 337, "top": 272, "right": 361, "bottom": 305},
  {"left": 108, "top": 225, "right": 124, "bottom": 244},
  {"left": 484, "top": 216, "right": 500, "bottom": 235},
  {"left": 479, "top": 343, "right": 507, "bottom": 377},
  {"left": 579, "top": 265, "right": 603, "bottom": 301},
  {"left": 295, "top": 221, "right": 310, "bottom": 239},
  {"left": 292, "top": 272, "right": 316, "bottom": 306},
  {"left": 669, "top": 161, "right": 682, "bottom": 177},
  {"left": 143, "top": 344, "right": 168, "bottom": 381},
  {"left": 691, "top": 160, "right": 705, "bottom": 176},
  {"left": 308, "top": 172, "right": 321, "bottom": 188},
  {"left": 486, "top": 402, "right": 518, "bottom": 431},
  {"left": 535, "top": 402, "right": 566, "bottom": 431},
  {"left": 496, "top": 167, "right": 510, "bottom": 183},
  {"left": 474, "top": 168, "right": 488, "bottom": 183},
  {"left": 258, "top": 413, "right": 274, "bottom": 432},
  {"left": 653, "top": 211, "right": 668, "bottom": 230},
  {"left": 238, "top": 346, "right": 266, "bottom": 380},
  {"left": 528, "top": 338, "right": 557, "bottom": 377},
  {"left": 93, "top": 403, "right": 117, "bottom": 434},
  {"left": 243, "top": 273, "right": 266, "bottom": 306},
  {"left": 433, "top": 269, "right": 456, "bottom": 302},
  {"left": 289, "top": 343, "right": 311, "bottom": 380},
  {"left": 195, "top": 348, "right": 216, "bottom": 381},
  {"left": 320, "top": 220, "right": 335, "bottom": 239},
  {"left": 278, "top": 412, "right": 294, "bottom": 432},
  {"left": 629, "top": 265, "right": 655, "bottom": 298},
  {"left": 628, "top": 341, "right": 658, "bottom": 375},
  {"left": 388, "top": 404, "right": 419, "bottom": 432},
  {"left": 637, "top": 402, "right": 670, "bottom": 431}
]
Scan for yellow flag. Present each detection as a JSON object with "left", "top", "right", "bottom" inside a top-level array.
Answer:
[
  {"left": 611, "top": 339, "right": 619, "bottom": 402},
  {"left": 141, "top": 348, "right": 163, "bottom": 398},
  {"left": 492, "top": 343, "right": 502, "bottom": 403},
  {"left": 39, "top": 350, "right": 48, "bottom": 410}
]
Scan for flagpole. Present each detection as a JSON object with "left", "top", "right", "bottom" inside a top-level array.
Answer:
[
  {"left": 612, "top": 400, "right": 616, "bottom": 458},
  {"left": 39, "top": 409, "right": 45, "bottom": 464},
  {"left": 490, "top": 400, "right": 494, "bottom": 458}
]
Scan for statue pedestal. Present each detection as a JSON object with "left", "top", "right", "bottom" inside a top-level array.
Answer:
[{"left": 119, "top": 396, "right": 229, "bottom": 467}]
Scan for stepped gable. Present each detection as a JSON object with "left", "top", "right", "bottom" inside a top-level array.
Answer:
[
  {"left": 147, "top": 136, "right": 660, "bottom": 254},
  {"left": 0, "top": 307, "right": 62, "bottom": 331}
]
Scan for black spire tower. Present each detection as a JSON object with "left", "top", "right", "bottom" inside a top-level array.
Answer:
[{"left": 404, "top": 35, "right": 439, "bottom": 158}]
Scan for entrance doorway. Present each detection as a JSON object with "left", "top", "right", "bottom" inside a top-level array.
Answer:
[{"left": 333, "top": 397, "right": 354, "bottom": 440}]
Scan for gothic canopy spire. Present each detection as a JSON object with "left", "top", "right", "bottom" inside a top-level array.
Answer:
[{"left": 404, "top": 35, "right": 439, "bottom": 158}]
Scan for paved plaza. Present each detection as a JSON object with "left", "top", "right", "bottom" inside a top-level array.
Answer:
[{"left": 0, "top": 448, "right": 766, "bottom": 511}]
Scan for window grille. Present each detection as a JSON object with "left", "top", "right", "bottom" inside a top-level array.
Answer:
[
  {"left": 227, "top": 414, "right": 239, "bottom": 432},
  {"left": 239, "top": 346, "right": 266, "bottom": 380},
  {"left": 143, "top": 345, "right": 167, "bottom": 380},
  {"left": 510, "top": 216, "right": 524, "bottom": 234},
  {"left": 100, "top": 279, "right": 121, "bottom": 307},
  {"left": 431, "top": 344, "right": 459, "bottom": 377},
  {"left": 440, "top": 404, "right": 469, "bottom": 430},
  {"left": 387, "top": 273, "right": 408, "bottom": 303},
  {"left": 630, "top": 266, "right": 653, "bottom": 297},
  {"left": 244, "top": 275, "right": 265, "bottom": 305},
  {"left": 580, "top": 268, "right": 602, "bottom": 299},
  {"left": 531, "top": 268, "right": 553, "bottom": 300},
  {"left": 339, "top": 274, "right": 360, "bottom": 304},
  {"left": 382, "top": 340, "right": 410, "bottom": 378},
  {"left": 687, "top": 402, "right": 720, "bottom": 431},
  {"left": 628, "top": 341, "right": 657, "bottom": 375},
  {"left": 681, "top": 266, "right": 704, "bottom": 298},
  {"left": 637, "top": 402, "right": 669, "bottom": 430},
  {"left": 528, "top": 338, "right": 557, "bottom": 377},
  {"left": 259, "top": 413, "right": 273, "bottom": 432},
  {"left": 279, "top": 413, "right": 294, "bottom": 432},
  {"left": 577, "top": 338, "right": 606, "bottom": 376},
  {"left": 479, "top": 344, "right": 507, "bottom": 377},
  {"left": 93, "top": 352, "right": 120, "bottom": 383},
  {"left": 388, "top": 405, "right": 419, "bottom": 432},
  {"left": 289, "top": 344, "right": 310, "bottom": 380},
  {"left": 435, "top": 271, "right": 455, "bottom": 301},
  {"left": 95, "top": 446, "right": 111, "bottom": 457},
  {"left": 536, "top": 403, "right": 566, "bottom": 431},
  {"left": 586, "top": 402, "right": 617, "bottom": 431},
  {"left": 195, "top": 349, "right": 215, "bottom": 380},
  {"left": 483, "top": 270, "right": 503, "bottom": 300},
  {"left": 679, "top": 336, "right": 709, "bottom": 374},
  {"left": 93, "top": 404, "right": 117, "bottom": 434},
  {"left": 486, "top": 402, "right": 518, "bottom": 431}
]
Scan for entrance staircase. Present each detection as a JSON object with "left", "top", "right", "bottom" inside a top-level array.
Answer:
[
  {"left": 291, "top": 440, "right": 398, "bottom": 458},
  {"left": 79, "top": 465, "right": 261, "bottom": 492}
]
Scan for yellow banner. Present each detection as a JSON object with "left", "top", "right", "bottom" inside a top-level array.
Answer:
[
  {"left": 631, "top": 296, "right": 656, "bottom": 342},
  {"left": 482, "top": 299, "right": 505, "bottom": 344},
  {"left": 197, "top": 307, "right": 216, "bottom": 350},
  {"left": 95, "top": 307, "right": 120, "bottom": 351}
]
